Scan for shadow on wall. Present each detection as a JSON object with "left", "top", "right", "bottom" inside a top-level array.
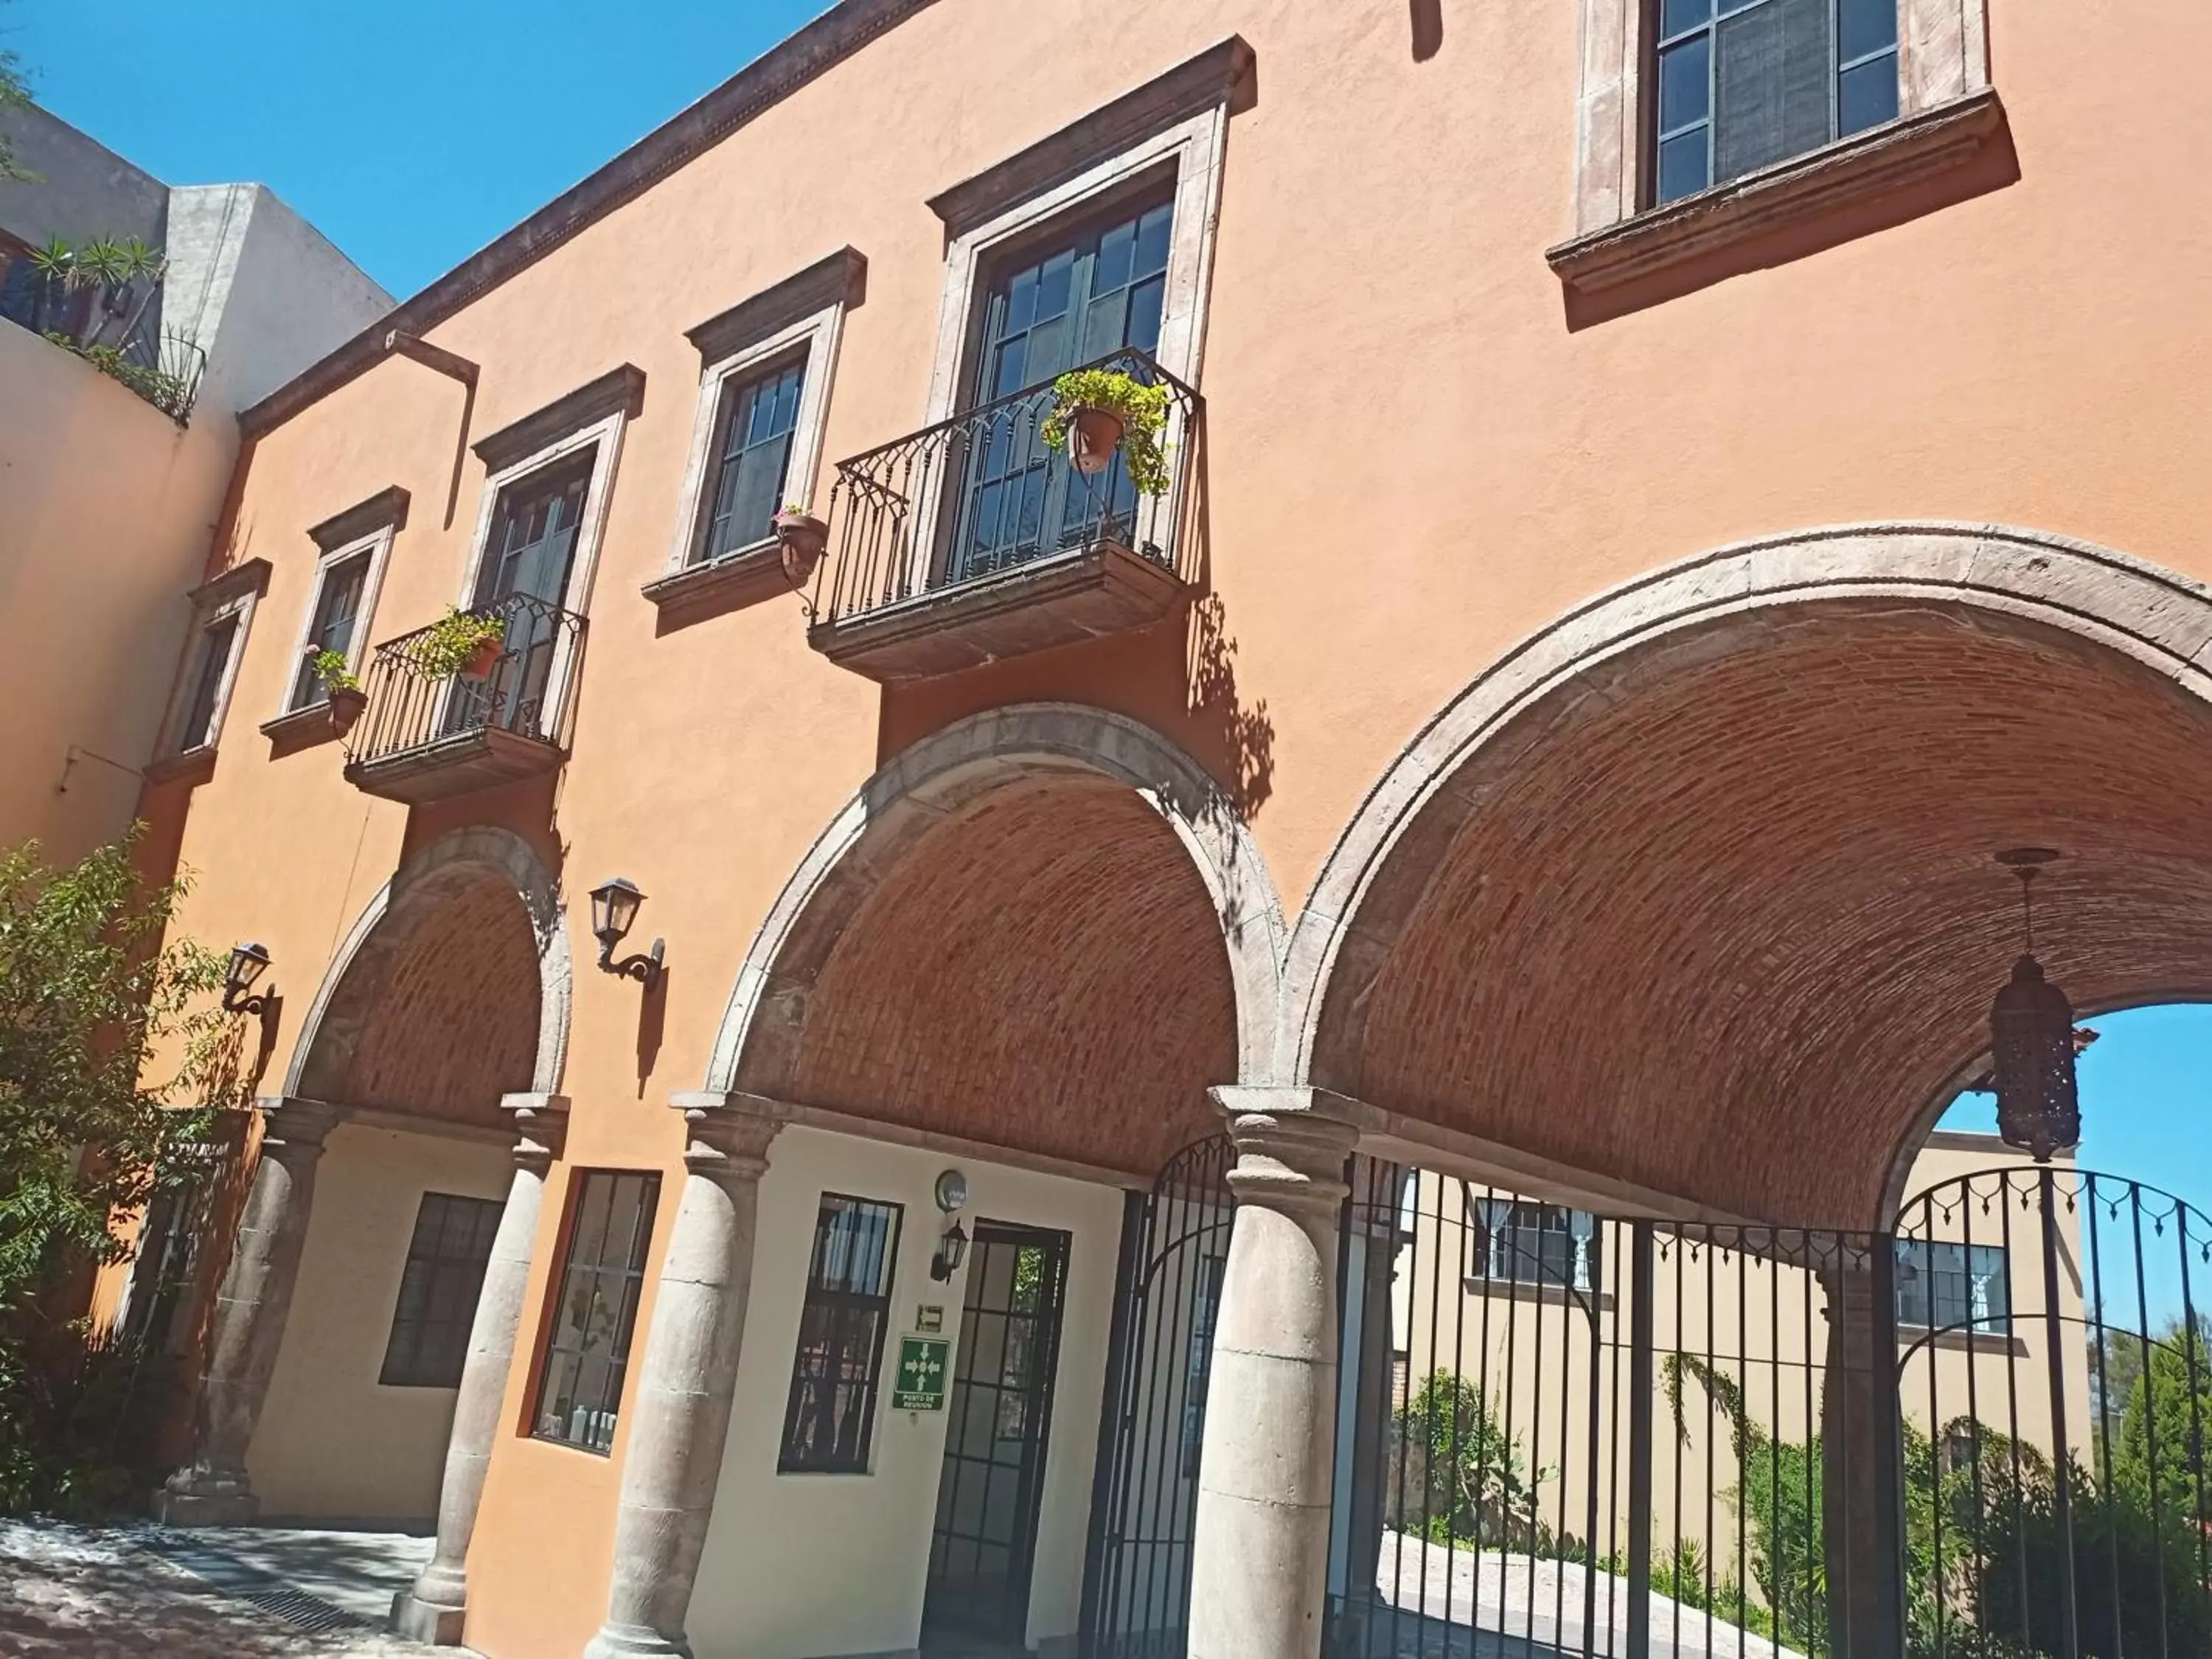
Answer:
[
  {"left": 1185, "top": 593, "right": 1273, "bottom": 826},
  {"left": 1410, "top": 0, "right": 1443, "bottom": 63}
]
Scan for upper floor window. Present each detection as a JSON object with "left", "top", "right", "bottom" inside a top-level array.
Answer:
[
  {"left": 287, "top": 548, "right": 372, "bottom": 710},
  {"left": 696, "top": 355, "right": 807, "bottom": 564},
  {"left": 1896, "top": 1239, "right": 2008, "bottom": 1331},
  {"left": 1654, "top": 0, "right": 1899, "bottom": 204},
  {"left": 157, "top": 560, "right": 266, "bottom": 763},
  {"left": 1468, "top": 1197, "right": 1603, "bottom": 1295},
  {"left": 282, "top": 487, "right": 403, "bottom": 718}
]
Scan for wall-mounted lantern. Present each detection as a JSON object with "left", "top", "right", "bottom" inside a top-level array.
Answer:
[
  {"left": 222, "top": 942, "right": 275, "bottom": 1015},
  {"left": 589, "top": 877, "right": 664, "bottom": 990},
  {"left": 931, "top": 1168, "right": 970, "bottom": 1281}
]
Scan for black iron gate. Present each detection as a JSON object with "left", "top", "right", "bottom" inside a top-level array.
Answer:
[
  {"left": 1896, "top": 1164, "right": 2212, "bottom": 1658},
  {"left": 1079, "top": 1134, "right": 1236, "bottom": 1659}
]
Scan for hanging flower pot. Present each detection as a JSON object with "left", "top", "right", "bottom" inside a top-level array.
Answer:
[
  {"left": 1067, "top": 406, "right": 1127, "bottom": 476},
  {"left": 774, "top": 507, "right": 828, "bottom": 587},
  {"left": 419, "top": 607, "right": 507, "bottom": 681},
  {"left": 327, "top": 685, "right": 367, "bottom": 734}
]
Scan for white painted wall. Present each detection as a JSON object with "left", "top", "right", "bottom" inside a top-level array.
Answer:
[
  {"left": 248, "top": 1121, "right": 514, "bottom": 1523},
  {"left": 687, "top": 1126, "right": 1127, "bottom": 1659}
]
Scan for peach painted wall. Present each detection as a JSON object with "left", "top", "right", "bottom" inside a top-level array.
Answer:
[{"left": 136, "top": 0, "right": 2212, "bottom": 1652}]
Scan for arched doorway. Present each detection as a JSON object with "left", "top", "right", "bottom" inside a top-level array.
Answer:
[
  {"left": 1268, "top": 527, "right": 2212, "bottom": 1659},
  {"left": 676, "top": 706, "right": 1279, "bottom": 1659},
  {"left": 158, "top": 824, "right": 568, "bottom": 1555}
]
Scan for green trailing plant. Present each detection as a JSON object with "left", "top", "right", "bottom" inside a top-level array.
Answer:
[
  {"left": 415, "top": 605, "right": 505, "bottom": 678},
  {"left": 1042, "top": 366, "right": 1172, "bottom": 496},
  {"left": 308, "top": 648, "right": 361, "bottom": 694},
  {"left": 1388, "top": 1368, "right": 1551, "bottom": 1548},
  {"left": 43, "top": 333, "right": 189, "bottom": 417}
]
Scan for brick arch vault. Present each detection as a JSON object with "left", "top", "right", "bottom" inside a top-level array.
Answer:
[
  {"left": 1281, "top": 524, "right": 2212, "bottom": 1231},
  {"left": 285, "top": 824, "right": 571, "bottom": 1131},
  {"left": 705, "top": 704, "right": 1286, "bottom": 1178}
]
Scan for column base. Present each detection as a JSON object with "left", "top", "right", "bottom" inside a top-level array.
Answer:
[
  {"left": 390, "top": 1590, "right": 469, "bottom": 1645},
  {"left": 583, "top": 1622, "right": 694, "bottom": 1658},
  {"left": 150, "top": 1486, "right": 260, "bottom": 1527}
]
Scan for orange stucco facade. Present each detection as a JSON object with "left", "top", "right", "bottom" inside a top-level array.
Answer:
[{"left": 113, "top": 0, "right": 2212, "bottom": 1653}]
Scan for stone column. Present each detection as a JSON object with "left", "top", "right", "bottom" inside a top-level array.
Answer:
[
  {"left": 1819, "top": 1252, "right": 1906, "bottom": 1658},
  {"left": 155, "top": 1096, "right": 345, "bottom": 1525},
  {"left": 584, "top": 1092, "right": 787, "bottom": 1659},
  {"left": 1189, "top": 1085, "right": 1361, "bottom": 1659},
  {"left": 392, "top": 1093, "right": 570, "bottom": 1644}
]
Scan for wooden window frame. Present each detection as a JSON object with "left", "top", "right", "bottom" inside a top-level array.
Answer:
[
  {"left": 378, "top": 1191, "right": 506, "bottom": 1390},
  {"left": 152, "top": 559, "right": 270, "bottom": 768},
  {"left": 530, "top": 1168, "right": 661, "bottom": 1456},
  {"left": 777, "top": 1192, "right": 905, "bottom": 1477}
]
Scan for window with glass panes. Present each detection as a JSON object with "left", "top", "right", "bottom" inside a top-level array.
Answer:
[
  {"left": 380, "top": 1192, "right": 504, "bottom": 1388},
  {"left": 1896, "top": 1239, "right": 2008, "bottom": 1331},
  {"left": 288, "top": 549, "right": 373, "bottom": 709},
  {"left": 532, "top": 1171, "right": 658, "bottom": 1453},
  {"left": 1653, "top": 0, "right": 1899, "bottom": 206},
  {"left": 695, "top": 355, "right": 807, "bottom": 564},
  {"left": 1470, "top": 1197, "right": 1602, "bottom": 1293},
  {"left": 175, "top": 611, "right": 240, "bottom": 753},
  {"left": 950, "top": 192, "right": 1174, "bottom": 583},
  {"left": 779, "top": 1194, "right": 902, "bottom": 1474}
]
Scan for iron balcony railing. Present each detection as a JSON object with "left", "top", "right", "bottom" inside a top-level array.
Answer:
[
  {"left": 811, "top": 347, "right": 1204, "bottom": 627},
  {"left": 347, "top": 592, "right": 587, "bottom": 769}
]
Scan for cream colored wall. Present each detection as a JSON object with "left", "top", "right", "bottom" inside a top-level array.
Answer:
[
  {"left": 247, "top": 1119, "right": 515, "bottom": 1523},
  {"left": 0, "top": 324, "right": 235, "bottom": 863},
  {"left": 686, "top": 1125, "right": 1126, "bottom": 1659}
]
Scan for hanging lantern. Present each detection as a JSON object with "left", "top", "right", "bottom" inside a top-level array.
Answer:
[{"left": 1987, "top": 850, "right": 2081, "bottom": 1163}]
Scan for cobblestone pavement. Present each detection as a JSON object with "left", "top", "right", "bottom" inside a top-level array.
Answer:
[{"left": 0, "top": 1520, "right": 459, "bottom": 1658}]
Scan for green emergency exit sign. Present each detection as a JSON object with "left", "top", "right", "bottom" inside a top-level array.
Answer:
[{"left": 894, "top": 1335, "right": 950, "bottom": 1411}]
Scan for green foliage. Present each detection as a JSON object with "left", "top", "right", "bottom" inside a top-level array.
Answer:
[
  {"left": 416, "top": 605, "right": 506, "bottom": 678},
  {"left": 44, "top": 333, "right": 191, "bottom": 416},
  {"left": 309, "top": 648, "right": 361, "bottom": 694},
  {"left": 1389, "top": 1369, "right": 1550, "bottom": 1548},
  {"left": 0, "top": 1328, "right": 180, "bottom": 1517},
  {"left": 2114, "top": 1315, "right": 2212, "bottom": 1530},
  {"left": 0, "top": 837, "right": 240, "bottom": 1315},
  {"left": 1042, "top": 367, "right": 1172, "bottom": 496},
  {"left": 0, "top": 15, "right": 32, "bottom": 185}
]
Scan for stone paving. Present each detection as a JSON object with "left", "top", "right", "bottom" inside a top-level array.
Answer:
[{"left": 0, "top": 1520, "right": 455, "bottom": 1657}]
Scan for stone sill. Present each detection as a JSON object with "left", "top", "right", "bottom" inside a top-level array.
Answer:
[
  {"left": 260, "top": 702, "right": 344, "bottom": 754},
  {"left": 1463, "top": 1274, "right": 1614, "bottom": 1314},
  {"left": 641, "top": 540, "right": 797, "bottom": 631},
  {"left": 142, "top": 745, "right": 215, "bottom": 787},
  {"left": 1899, "top": 1321, "right": 2028, "bottom": 1357},
  {"left": 1546, "top": 88, "right": 2007, "bottom": 295}
]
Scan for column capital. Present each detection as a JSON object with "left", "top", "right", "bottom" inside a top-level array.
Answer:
[
  {"left": 501, "top": 1091, "right": 570, "bottom": 1174},
  {"left": 1208, "top": 1085, "right": 1362, "bottom": 1213},
  {"left": 669, "top": 1090, "right": 790, "bottom": 1182},
  {"left": 254, "top": 1096, "right": 346, "bottom": 1155}
]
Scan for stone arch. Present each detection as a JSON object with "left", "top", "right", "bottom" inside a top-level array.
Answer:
[
  {"left": 286, "top": 824, "right": 571, "bottom": 1125},
  {"left": 1284, "top": 524, "right": 2212, "bottom": 1228},
  {"left": 704, "top": 703, "right": 1285, "bottom": 1176}
]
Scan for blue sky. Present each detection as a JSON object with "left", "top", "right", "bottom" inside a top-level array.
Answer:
[
  {"left": 14, "top": 0, "right": 2208, "bottom": 1259},
  {"left": 5, "top": 0, "right": 827, "bottom": 298}
]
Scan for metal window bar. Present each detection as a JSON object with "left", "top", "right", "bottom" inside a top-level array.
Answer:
[
  {"left": 379, "top": 1192, "right": 505, "bottom": 1388},
  {"left": 779, "top": 1194, "right": 903, "bottom": 1474},
  {"left": 347, "top": 591, "right": 588, "bottom": 768},
  {"left": 810, "top": 347, "right": 1203, "bottom": 629}
]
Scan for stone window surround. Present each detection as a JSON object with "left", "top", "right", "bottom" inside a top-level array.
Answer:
[
  {"left": 1551, "top": 0, "right": 1995, "bottom": 291},
  {"left": 150, "top": 557, "right": 271, "bottom": 771},
  {"left": 888, "top": 41, "right": 1246, "bottom": 600},
  {"left": 453, "top": 369, "right": 639, "bottom": 733},
  {"left": 662, "top": 250, "right": 863, "bottom": 580},
  {"left": 273, "top": 490, "right": 408, "bottom": 719}
]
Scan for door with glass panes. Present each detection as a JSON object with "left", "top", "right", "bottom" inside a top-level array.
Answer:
[
  {"left": 446, "top": 451, "right": 592, "bottom": 738},
  {"left": 947, "top": 193, "right": 1173, "bottom": 586}
]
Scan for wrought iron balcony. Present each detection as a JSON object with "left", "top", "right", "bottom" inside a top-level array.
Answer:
[
  {"left": 343, "top": 593, "right": 586, "bottom": 804},
  {"left": 807, "top": 349, "right": 1203, "bottom": 682}
]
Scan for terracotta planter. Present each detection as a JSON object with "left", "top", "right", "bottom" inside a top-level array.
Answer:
[
  {"left": 456, "top": 635, "right": 504, "bottom": 679},
  {"left": 774, "top": 509, "right": 828, "bottom": 588},
  {"left": 326, "top": 685, "right": 367, "bottom": 734},
  {"left": 1067, "top": 406, "right": 1125, "bottom": 476}
]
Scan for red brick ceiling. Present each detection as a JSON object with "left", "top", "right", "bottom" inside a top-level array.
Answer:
[
  {"left": 1342, "top": 603, "right": 2212, "bottom": 1228},
  {"left": 792, "top": 775, "right": 1239, "bottom": 1177}
]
